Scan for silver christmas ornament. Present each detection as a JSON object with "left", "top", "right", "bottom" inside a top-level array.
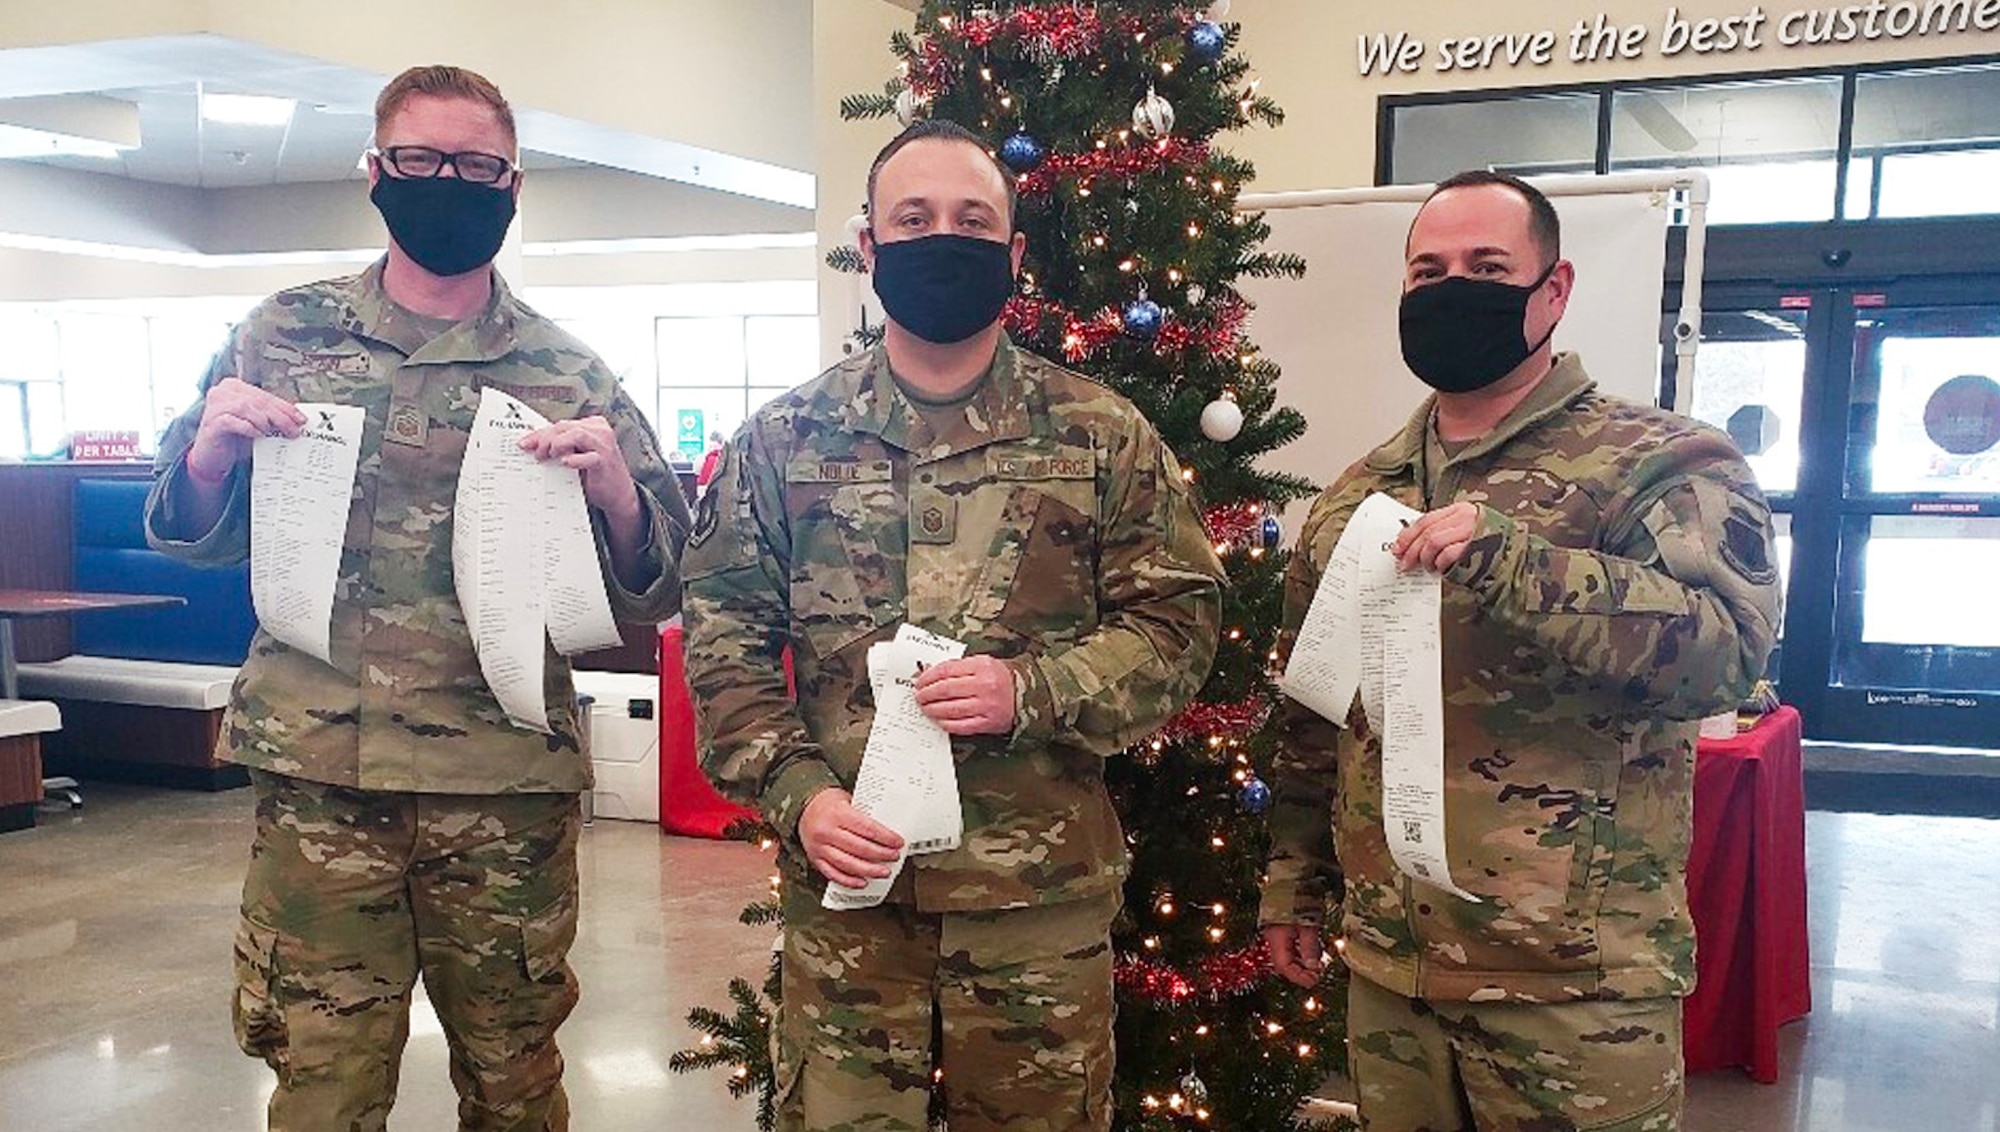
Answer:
[{"left": 1132, "top": 86, "right": 1176, "bottom": 140}]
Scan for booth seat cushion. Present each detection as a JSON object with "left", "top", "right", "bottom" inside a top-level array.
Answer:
[
  {"left": 71, "top": 478, "right": 256, "bottom": 667},
  {"left": 16, "top": 657, "right": 237, "bottom": 711},
  {"left": 0, "top": 699, "right": 62, "bottom": 738}
]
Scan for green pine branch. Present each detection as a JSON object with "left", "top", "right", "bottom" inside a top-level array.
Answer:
[{"left": 840, "top": 92, "right": 900, "bottom": 121}]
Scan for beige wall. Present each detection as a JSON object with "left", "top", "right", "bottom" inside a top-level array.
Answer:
[
  {"left": 1235, "top": 0, "right": 2000, "bottom": 192},
  {"left": 814, "top": 0, "right": 912, "bottom": 365},
  {"left": 3, "top": 0, "right": 815, "bottom": 172}
]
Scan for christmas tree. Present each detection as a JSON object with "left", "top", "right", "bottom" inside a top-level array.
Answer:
[{"left": 675, "top": 2, "right": 1351, "bottom": 1127}]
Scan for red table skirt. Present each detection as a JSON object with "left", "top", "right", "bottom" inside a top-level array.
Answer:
[
  {"left": 657, "top": 625, "right": 758, "bottom": 838},
  {"left": 1684, "top": 705, "right": 1811, "bottom": 1083}
]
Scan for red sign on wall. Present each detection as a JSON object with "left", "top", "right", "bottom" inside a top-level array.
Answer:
[{"left": 70, "top": 430, "right": 143, "bottom": 461}]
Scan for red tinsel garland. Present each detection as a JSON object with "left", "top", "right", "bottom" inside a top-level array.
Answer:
[
  {"left": 962, "top": 2, "right": 1104, "bottom": 56},
  {"left": 1156, "top": 296, "right": 1247, "bottom": 357},
  {"left": 1002, "top": 294, "right": 1247, "bottom": 364},
  {"left": 1117, "top": 941, "right": 1270, "bottom": 1005},
  {"left": 1153, "top": 697, "right": 1270, "bottom": 746},
  {"left": 910, "top": 4, "right": 1203, "bottom": 98},
  {"left": 1014, "top": 138, "right": 1212, "bottom": 196},
  {"left": 1202, "top": 501, "right": 1266, "bottom": 547},
  {"left": 1002, "top": 296, "right": 1124, "bottom": 363}
]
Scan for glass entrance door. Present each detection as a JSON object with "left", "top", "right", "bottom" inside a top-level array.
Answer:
[
  {"left": 1821, "top": 297, "right": 2000, "bottom": 745},
  {"left": 1686, "top": 272, "right": 2000, "bottom": 749}
]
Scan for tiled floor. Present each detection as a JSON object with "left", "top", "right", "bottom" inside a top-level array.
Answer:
[{"left": 2, "top": 783, "right": 1996, "bottom": 1130}]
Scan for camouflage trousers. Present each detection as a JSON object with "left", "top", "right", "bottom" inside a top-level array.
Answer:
[
  {"left": 233, "top": 769, "right": 582, "bottom": 1132},
  {"left": 1346, "top": 974, "right": 1682, "bottom": 1132},
  {"left": 776, "top": 881, "right": 1120, "bottom": 1132}
]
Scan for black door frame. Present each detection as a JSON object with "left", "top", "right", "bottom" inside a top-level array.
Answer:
[{"left": 1668, "top": 217, "right": 2000, "bottom": 749}]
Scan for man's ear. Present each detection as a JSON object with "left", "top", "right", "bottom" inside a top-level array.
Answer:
[
  {"left": 1010, "top": 230, "right": 1026, "bottom": 276},
  {"left": 1544, "top": 259, "right": 1576, "bottom": 321},
  {"left": 859, "top": 226, "right": 878, "bottom": 274}
]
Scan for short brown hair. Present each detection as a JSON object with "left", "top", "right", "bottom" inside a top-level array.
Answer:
[
  {"left": 866, "top": 119, "right": 1016, "bottom": 229},
  {"left": 1421, "top": 169, "right": 1562, "bottom": 264},
  {"left": 374, "top": 65, "right": 517, "bottom": 152}
]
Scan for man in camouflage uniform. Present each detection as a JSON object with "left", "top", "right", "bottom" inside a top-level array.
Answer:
[
  {"left": 1259, "top": 171, "right": 1782, "bottom": 1132},
  {"left": 684, "top": 120, "right": 1224, "bottom": 1132},
  {"left": 147, "top": 66, "right": 687, "bottom": 1131}
]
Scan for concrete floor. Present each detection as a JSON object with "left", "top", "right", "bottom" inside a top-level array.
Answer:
[{"left": 2, "top": 784, "right": 1997, "bottom": 1131}]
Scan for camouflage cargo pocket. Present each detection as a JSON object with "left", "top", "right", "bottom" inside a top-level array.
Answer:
[
  {"left": 232, "top": 914, "right": 288, "bottom": 1072},
  {"left": 516, "top": 892, "right": 579, "bottom": 983}
]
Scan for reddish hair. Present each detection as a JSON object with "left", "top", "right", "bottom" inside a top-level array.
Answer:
[{"left": 374, "top": 65, "right": 516, "bottom": 151}]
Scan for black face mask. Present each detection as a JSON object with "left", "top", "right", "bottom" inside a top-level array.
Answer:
[
  {"left": 870, "top": 232, "right": 1016, "bottom": 345},
  {"left": 370, "top": 172, "right": 517, "bottom": 278},
  {"left": 1398, "top": 260, "right": 1559, "bottom": 394}
]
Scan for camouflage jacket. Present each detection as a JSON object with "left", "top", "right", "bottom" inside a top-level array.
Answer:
[
  {"left": 685, "top": 337, "right": 1224, "bottom": 913},
  {"left": 147, "top": 260, "right": 688, "bottom": 794},
  {"left": 1259, "top": 353, "right": 1781, "bottom": 1003}
]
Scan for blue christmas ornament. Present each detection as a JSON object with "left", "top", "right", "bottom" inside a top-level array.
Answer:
[
  {"left": 1187, "top": 20, "right": 1227, "bottom": 64},
  {"left": 1239, "top": 775, "right": 1273, "bottom": 814},
  {"left": 1259, "top": 514, "right": 1283, "bottom": 549},
  {"left": 1122, "top": 298, "right": 1164, "bottom": 340},
  {"left": 998, "top": 132, "right": 1046, "bottom": 173}
]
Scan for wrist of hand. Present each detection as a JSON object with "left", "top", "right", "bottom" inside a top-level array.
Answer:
[
  {"left": 184, "top": 451, "right": 232, "bottom": 487},
  {"left": 598, "top": 483, "right": 644, "bottom": 527}
]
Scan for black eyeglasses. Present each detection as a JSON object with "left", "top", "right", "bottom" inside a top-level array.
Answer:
[{"left": 371, "top": 146, "right": 516, "bottom": 185}]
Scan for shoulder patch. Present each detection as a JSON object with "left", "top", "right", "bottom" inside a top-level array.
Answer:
[
  {"left": 689, "top": 481, "right": 722, "bottom": 549},
  {"left": 1720, "top": 507, "right": 1778, "bottom": 586}
]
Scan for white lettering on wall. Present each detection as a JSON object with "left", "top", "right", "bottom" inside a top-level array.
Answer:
[{"left": 1358, "top": 3, "right": 2000, "bottom": 75}]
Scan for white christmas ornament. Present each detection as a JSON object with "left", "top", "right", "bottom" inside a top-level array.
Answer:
[
  {"left": 1208, "top": 0, "right": 1233, "bottom": 18},
  {"left": 895, "top": 87, "right": 922, "bottom": 127},
  {"left": 844, "top": 213, "right": 870, "bottom": 248},
  {"left": 1132, "top": 86, "right": 1176, "bottom": 140},
  {"left": 1200, "top": 394, "right": 1244, "bottom": 442}
]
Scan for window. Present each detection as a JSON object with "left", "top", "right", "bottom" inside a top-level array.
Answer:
[
  {"left": 1384, "top": 61, "right": 2000, "bottom": 224},
  {"left": 0, "top": 310, "right": 62, "bottom": 457},
  {"left": 1610, "top": 78, "right": 1844, "bottom": 224},
  {"left": 0, "top": 287, "right": 816, "bottom": 462},
  {"left": 1389, "top": 93, "right": 1599, "bottom": 184},
  {"left": 655, "top": 314, "right": 818, "bottom": 455},
  {"left": 0, "top": 382, "right": 26, "bottom": 460},
  {"left": 1686, "top": 308, "right": 1809, "bottom": 494},
  {"left": 149, "top": 317, "right": 234, "bottom": 435},
  {"left": 534, "top": 282, "right": 816, "bottom": 455},
  {"left": 1855, "top": 64, "right": 2000, "bottom": 219},
  {"left": 56, "top": 314, "right": 154, "bottom": 443}
]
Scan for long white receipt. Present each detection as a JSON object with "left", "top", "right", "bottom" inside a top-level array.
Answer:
[
  {"left": 1279, "top": 492, "right": 1477, "bottom": 902},
  {"left": 454, "top": 388, "right": 624, "bottom": 733},
  {"left": 251, "top": 403, "right": 366, "bottom": 665},
  {"left": 823, "top": 625, "right": 968, "bottom": 912}
]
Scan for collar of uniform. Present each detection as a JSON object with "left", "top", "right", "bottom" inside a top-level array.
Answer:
[
  {"left": 849, "top": 334, "right": 1037, "bottom": 460},
  {"left": 1363, "top": 352, "right": 1597, "bottom": 474},
  {"left": 339, "top": 256, "right": 521, "bottom": 364}
]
